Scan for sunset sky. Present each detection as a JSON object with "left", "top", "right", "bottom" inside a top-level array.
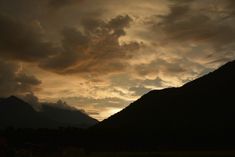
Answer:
[{"left": 0, "top": 0, "right": 235, "bottom": 120}]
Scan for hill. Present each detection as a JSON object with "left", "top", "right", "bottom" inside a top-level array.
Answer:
[{"left": 89, "top": 60, "right": 235, "bottom": 150}]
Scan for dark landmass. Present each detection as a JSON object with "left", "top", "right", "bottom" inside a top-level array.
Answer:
[
  {"left": 88, "top": 60, "right": 235, "bottom": 151},
  {"left": 0, "top": 96, "right": 98, "bottom": 129},
  {"left": 40, "top": 104, "right": 98, "bottom": 128}
]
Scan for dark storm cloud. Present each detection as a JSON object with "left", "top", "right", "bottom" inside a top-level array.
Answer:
[
  {"left": 41, "top": 15, "right": 141, "bottom": 75},
  {"left": 0, "top": 0, "right": 141, "bottom": 76},
  {"left": 39, "top": 27, "right": 89, "bottom": 71},
  {"left": 0, "top": 7, "right": 140, "bottom": 76},
  {"left": 0, "top": 14, "right": 57, "bottom": 62},
  {"left": 0, "top": 60, "right": 41, "bottom": 97}
]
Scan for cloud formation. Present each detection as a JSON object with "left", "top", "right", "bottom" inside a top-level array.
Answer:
[
  {"left": 40, "top": 15, "right": 140, "bottom": 75},
  {"left": 149, "top": 0, "right": 235, "bottom": 63},
  {"left": 47, "top": 0, "right": 83, "bottom": 8},
  {"left": 0, "top": 60, "right": 41, "bottom": 97},
  {"left": 0, "top": 14, "right": 56, "bottom": 62},
  {"left": 63, "top": 96, "right": 131, "bottom": 120}
]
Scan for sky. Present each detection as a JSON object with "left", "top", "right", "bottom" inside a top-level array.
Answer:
[{"left": 0, "top": 0, "right": 235, "bottom": 120}]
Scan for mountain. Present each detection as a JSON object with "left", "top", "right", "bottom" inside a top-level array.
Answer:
[
  {"left": 0, "top": 96, "right": 98, "bottom": 129},
  {"left": 0, "top": 96, "right": 59, "bottom": 129},
  {"left": 89, "top": 60, "right": 235, "bottom": 150},
  {"left": 40, "top": 104, "right": 98, "bottom": 128}
]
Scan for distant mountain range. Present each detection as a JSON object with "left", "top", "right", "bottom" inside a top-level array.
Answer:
[
  {"left": 0, "top": 96, "right": 98, "bottom": 129},
  {"left": 90, "top": 60, "right": 235, "bottom": 150}
]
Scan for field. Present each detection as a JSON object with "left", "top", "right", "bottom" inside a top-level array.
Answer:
[{"left": 4, "top": 148, "right": 235, "bottom": 157}]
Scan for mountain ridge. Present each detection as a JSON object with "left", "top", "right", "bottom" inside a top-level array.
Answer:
[
  {"left": 99, "top": 60, "right": 235, "bottom": 127},
  {"left": 88, "top": 60, "right": 235, "bottom": 150},
  {"left": 0, "top": 96, "right": 98, "bottom": 129}
]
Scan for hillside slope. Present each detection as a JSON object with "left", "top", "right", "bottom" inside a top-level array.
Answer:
[{"left": 90, "top": 60, "right": 235, "bottom": 150}]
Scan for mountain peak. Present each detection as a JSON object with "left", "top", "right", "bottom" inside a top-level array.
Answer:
[
  {"left": 0, "top": 96, "right": 98, "bottom": 129},
  {"left": 7, "top": 95, "right": 22, "bottom": 101}
]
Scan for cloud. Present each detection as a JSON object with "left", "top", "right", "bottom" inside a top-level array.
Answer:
[
  {"left": 132, "top": 57, "right": 212, "bottom": 87},
  {"left": 20, "top": 92, "right": 90, "bottom": 115},
  {"left": 142, "top": 77, "right": 164, "bottom": 88},
  {"left": 0, "top": 7, "right": 140, "bottom": 77},
  {"left": 0, "top": 60, "right": 41, "bottom": 97},
  {"left": 64, "top": 96, "right": 131, "bottom": 109},
  {"left": 150, "top": 0, "right": 235, "bottom": 61},
  {"left": 120, "top": 0, "right": 235, "bottom": 88},
  {"left": 41, "top": 99, "right": 79, "bottom": 111},
  {"left": 40, "top": 15, "right": 141, "bottom": 75},
  {"left": 20, "top": 92, "right": 41, "bottom": 111},
  {"left": 47, "top": 0, "right": 83, "bottom": 8},
  {"left": 129, "top": 86, "right": 152, "bottom": 96},
  {"left": 63, "top": 96, "right": 132, "bottom": 120},
  {"left": 0, "top": 14, "right": 57, "bottom": 62},
  {"left": 22, "top": 92, "right": 40, "bottom": 105},
  {"left": 134, "top": 59, "right": 186, "bottom": 78},
  {"left": 0, "top": 0, "right": 82, "bottom": 16}
]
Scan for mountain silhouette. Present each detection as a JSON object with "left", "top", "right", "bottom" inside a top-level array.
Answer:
[
  {"left": 0, "top": 96, "right": 59, "bottom": 129},
  {"left": 40, "top": 104, "right": 98, "bottom": 128},
  {"left": 0, "top": 96, "right": 98, "bottom": 129},
  {"left": 89, "top": 60, "right": 235, "bottom": 150}
]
